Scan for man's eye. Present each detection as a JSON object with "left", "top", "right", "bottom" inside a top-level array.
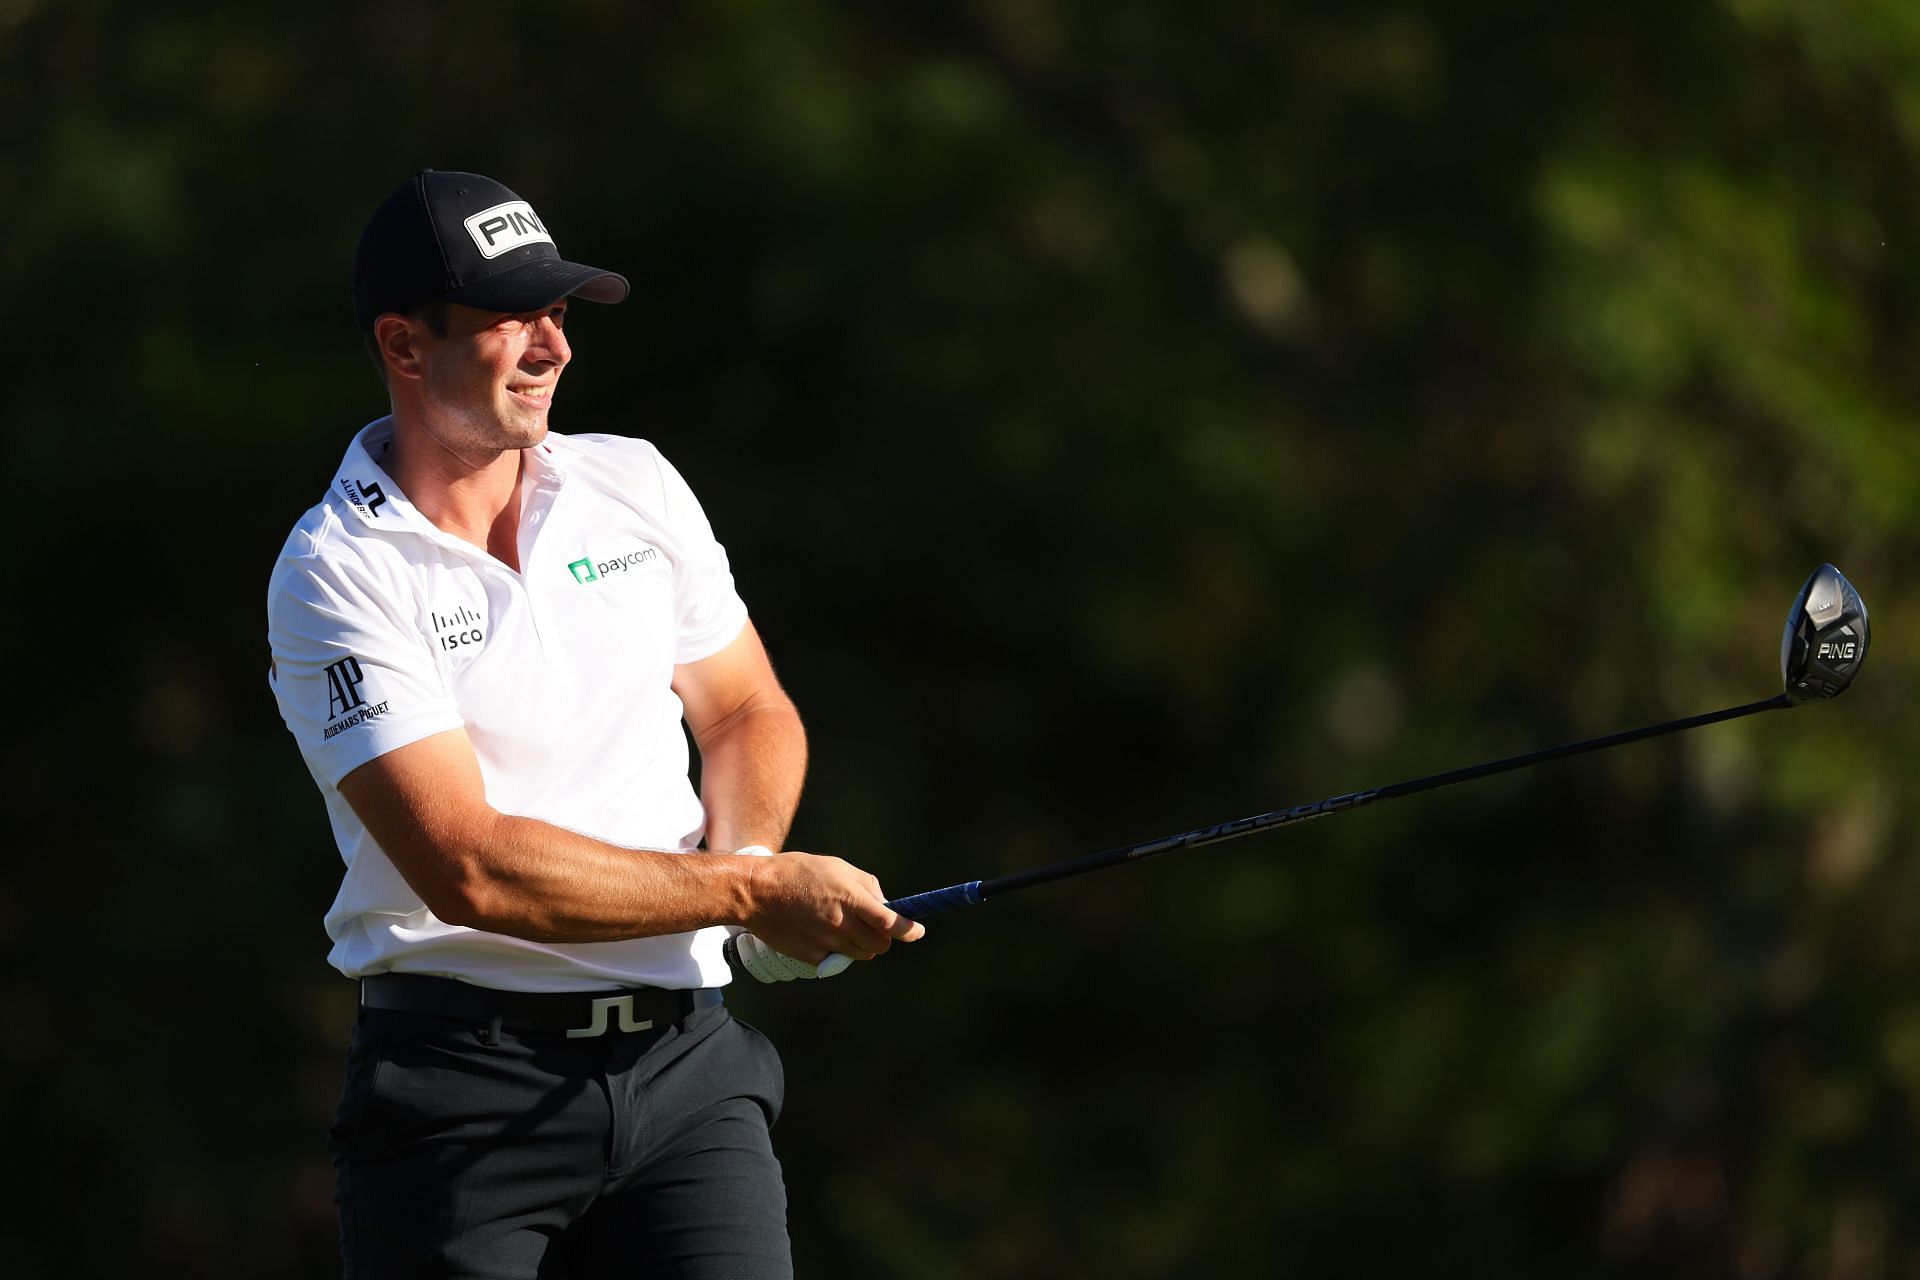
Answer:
[{"left": 548, "top": 308, "right": 567, "bottom": 328}]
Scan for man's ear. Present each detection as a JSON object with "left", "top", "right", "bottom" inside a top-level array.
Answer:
[{"left": 374, "top": 313, "right": 429, "bottom": 382}]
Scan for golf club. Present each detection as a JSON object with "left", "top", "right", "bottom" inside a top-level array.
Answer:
[{"left": 732, "top": 564, "right": 1869, "bottom": 978}]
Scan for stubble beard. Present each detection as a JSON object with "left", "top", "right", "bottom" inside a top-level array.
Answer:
[{"left": 424, "top": 395, "right": 549, "bottom": 470}]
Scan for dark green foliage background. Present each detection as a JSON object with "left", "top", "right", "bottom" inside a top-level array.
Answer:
[{"left": 4, "top": 2, "right": 1915, "bottom": 1275}]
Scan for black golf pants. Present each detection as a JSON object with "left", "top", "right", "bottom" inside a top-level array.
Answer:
[{"left": 330, "top": 1000, "right": 791, "bottom": 1278}]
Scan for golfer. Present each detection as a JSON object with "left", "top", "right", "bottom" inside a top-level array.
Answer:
[{"left": 266, "top": 169, "right": 922, "bottom": 1278}]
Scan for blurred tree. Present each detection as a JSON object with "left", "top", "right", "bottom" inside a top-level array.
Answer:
[{"left": 1, "top": 0, "right": 1913, "bottom": 1275}]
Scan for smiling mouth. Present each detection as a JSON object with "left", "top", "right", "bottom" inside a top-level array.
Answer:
[{"left": 510, "top": 385, "right": 552, "bottom": 400}]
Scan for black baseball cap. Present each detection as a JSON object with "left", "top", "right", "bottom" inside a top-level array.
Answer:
[{"left": 352, "top": 169, "right": 630, "bottom": 331}]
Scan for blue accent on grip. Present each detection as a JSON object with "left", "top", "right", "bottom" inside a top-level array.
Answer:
[{"left": 887, "top": 881, "right": 984, "bottom": 919}]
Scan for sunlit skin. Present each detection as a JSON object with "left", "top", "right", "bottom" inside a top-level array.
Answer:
[{"left": 372, "top": 300, "right": 572, "bottom": 566}]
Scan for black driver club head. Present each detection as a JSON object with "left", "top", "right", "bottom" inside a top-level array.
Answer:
[{"left": 1781, "top": 563, "right": 1870, "bottom": 702}]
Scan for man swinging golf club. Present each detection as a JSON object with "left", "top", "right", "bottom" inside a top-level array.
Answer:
[{"left": 267, "top": 169, "right": 921, "bottom": 1279}]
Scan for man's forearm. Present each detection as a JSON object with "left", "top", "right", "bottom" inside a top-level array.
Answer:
[
  {"left": 339, "top": 731, "right": 776, "bottom": 944},
  {"left": 447, "top": 815, "right": 767, "bottom": 943},
  {"left": 694, "top": 698, "right": 808, "bottom": 853}
]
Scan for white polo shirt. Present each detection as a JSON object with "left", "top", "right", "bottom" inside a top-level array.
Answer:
[{"left": 267, "top": 419, "right": 751, "bottom": 991}]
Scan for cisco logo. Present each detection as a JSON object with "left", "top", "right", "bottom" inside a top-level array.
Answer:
[{"left": 431, "top": 605, "right": 486, "bottom": 651}]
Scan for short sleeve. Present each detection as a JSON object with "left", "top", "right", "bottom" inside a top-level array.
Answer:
[
  {"left": 651, "top": 451, "right": 751, "bottom": 664},
  {"left": 267, "top": 543, "right": 466, "bottom": 787}
]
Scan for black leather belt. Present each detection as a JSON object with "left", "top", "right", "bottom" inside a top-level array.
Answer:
[{"left": 360, "top": 972, "right": 725, "bottom": 1039}]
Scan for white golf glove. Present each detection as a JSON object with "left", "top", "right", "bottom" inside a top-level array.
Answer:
[
  {"left": 728, "top": 845, "right": 855, "bottom": 982},
  {"left": 734, "top": 932, "right": 830, "bottom": 982}
]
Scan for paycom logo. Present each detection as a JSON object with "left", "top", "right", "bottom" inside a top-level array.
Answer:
[{"left": 568, "top": 546, "right": 659, "bottom": 584}]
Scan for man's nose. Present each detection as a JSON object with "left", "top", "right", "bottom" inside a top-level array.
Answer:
[{"left": 529, "top": 313, "right": 570, "bottom": 364}]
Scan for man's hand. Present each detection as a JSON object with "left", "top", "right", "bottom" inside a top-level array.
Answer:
[{"left": 741, "top": 851, "right": 925, "bottom": 965}]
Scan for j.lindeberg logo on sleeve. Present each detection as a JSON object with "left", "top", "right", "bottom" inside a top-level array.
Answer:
[
  {"left": 431, "top": 604, "right": 486, "bottom": 651},
  {"left": 567, "top": 545, "right": 660, "bottom": 584},
  {"left": 339, "top": 477, "right": 388, "bottom": 518},
  {"left": 464, "top": 201, "right": 554, "bottom": 259},
  {"left": 321, "top": 655, "right": 392, "bottom": 741}
]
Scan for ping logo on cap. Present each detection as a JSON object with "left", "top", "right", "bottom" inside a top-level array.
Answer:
[{"left": 464, "top": 200, "right": 554, "bottom": 259}]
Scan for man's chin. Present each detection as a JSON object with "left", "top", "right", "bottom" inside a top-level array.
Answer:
[{"left": 499, "top": 409, "right": 551, "bottom": 446}]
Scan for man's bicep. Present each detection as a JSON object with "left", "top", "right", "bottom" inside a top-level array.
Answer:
[
  {"left": 337, "top": 728, "right": 496, "bottom": 919},
  {"left": 673, "top": 620, "right": 790, "bottom": 741}
]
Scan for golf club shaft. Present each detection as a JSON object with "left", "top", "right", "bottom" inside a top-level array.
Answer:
[{"left": 884, "top": 692, "right": 1793, "bottom": 920}]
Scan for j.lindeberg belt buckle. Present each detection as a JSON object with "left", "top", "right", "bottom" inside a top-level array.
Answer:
[{"left": 566, "top": 994, "right": 656, "bottom": 1039}]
